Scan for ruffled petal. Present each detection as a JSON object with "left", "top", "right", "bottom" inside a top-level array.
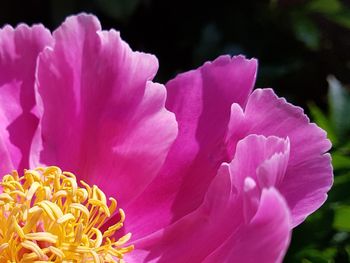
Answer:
[
  {"left": 127, "top": 165, "right": 290, "bottom": 263},
  {"left": 125, "top": 55, "right": 257, "bottom": 239},
  {"left": 0, "top": 23, "right": 52, "bottom": 175},
  {"left": 32, "top": 14, "right": 177, "bottom": 204},
  {"left": 226, "top": 88, "right": 333, "bottom": 226}
]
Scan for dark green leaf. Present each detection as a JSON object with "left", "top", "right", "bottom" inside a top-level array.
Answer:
[
  {"left": 332, "top": 153, "right": 350, "bottom": 170},
  {"left": 309, "top": 102, "right": 338, "bottom": 145},
  {"left": 307, "top": 0, "right": 342, "bottom": 15},
  {"left": 94, "top": 0, "right": 141, "bottom": 21},
  {"left": 292, "top": 14, "right": 321, "bottom": 50},
  {"left": 333, "top": 205, "right": 350, "bottom": 231},
  {"left": 328, "top": 76, "right": 350, "bottom": 141},
  {"left": 327, "top": 10, "right": 350, "bottom": 29}
]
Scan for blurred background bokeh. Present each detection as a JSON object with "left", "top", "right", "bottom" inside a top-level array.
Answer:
[{"left": 1, "top": 0, "right": 350, "bottom": 262}]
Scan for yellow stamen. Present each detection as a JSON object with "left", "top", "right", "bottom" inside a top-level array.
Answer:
[{"left": 0, "top": 166, "right": 133, "bottom": 262}]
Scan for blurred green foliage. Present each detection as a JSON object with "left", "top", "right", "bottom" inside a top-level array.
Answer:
[{"left": 290, "top": 0, "right": 350, "bottom": 50}]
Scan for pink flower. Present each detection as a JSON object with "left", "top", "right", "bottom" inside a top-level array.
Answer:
[{"left": 0, "top": 14, "right": 332, "bottom": 262}]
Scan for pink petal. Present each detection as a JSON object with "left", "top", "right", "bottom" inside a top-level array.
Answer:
[
  {"left": 226, "top": 88, "right": 333, "bottom": 226},
  {"left": 32, "top": 14, "right": 177, "bottom": 204},
  {"left": 127, "top": 165, "right": 290, "bottom": 262},
  {"left": 203, "top": 188, "right": 291, "bottom": 263},
  {"left": 229, "top": 134, "right": 290, "bottom": 195},
  {"left": 125, "top": 55, "right": 257, "bottom": 240},
  {"left": 0, "top": 23, "right": 52, "bottom": 175},
  {"left": 226, "top": 134, "right": 290, "bottom": 223},
  {"left": 128, "top": 164, "right": 237, "bottom": 262}
]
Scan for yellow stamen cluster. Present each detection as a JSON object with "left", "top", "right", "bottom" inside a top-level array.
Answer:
[{"left": 0, "top": 166, "right": 133, "bottom": 262}]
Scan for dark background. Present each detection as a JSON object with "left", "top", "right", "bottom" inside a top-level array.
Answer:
[
  {"left": 2, "top": 0, "right": 350, "bottom": 108},
  {"left": 2, "top": 0, "right": 350, "bottom": 262}
]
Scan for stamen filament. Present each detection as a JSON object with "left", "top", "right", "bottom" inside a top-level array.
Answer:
[{"left": 0, "top": 166, "right": 133, "bottom": 262}]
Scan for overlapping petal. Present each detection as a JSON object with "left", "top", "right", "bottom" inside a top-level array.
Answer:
[
  {"left": 0, "top": 24, "right": 52, "bottom": 174},
  {"left": 128, "top": 138, "right": 291, "bottom": 262},
  {"left": 31, "top": 14, "right": 177, "bottom": 205},
  {"left": 226, "top": 88, "right": 333, "bottom": 226},
  {"left": 126, "top": 126, "right": 294, "bottom": 262},
  {"left": 229, "top": 134, "right": 290, "bottom": 194},
  {"left": 163, "top": 55, "right": 257, "bottom": 216},
  {"left": 203, "top": 188, "right": 291, "bottom": 263},
  {"left": 125, "top": 55, "right": 258, "bottom": 239},
  {"left": 124, "top": 54, "right": 331, "bottom": 260}
]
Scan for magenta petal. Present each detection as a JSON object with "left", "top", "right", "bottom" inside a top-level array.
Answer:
[
  {"left": 129, "top": 164, "right": 238, "bottom": 262},
  {"left": 229, "top": 134, "right": 290, "bottom": 194},
  {"left": 0, "top": 23, "right": 52, "bottom": 175},
  {"left": 227, "top": 88, "right": 333, "bottom": 226},
  {"left": 164, "top": 56, "right": 258, "bottom": 214},
  {"left": 125, "top": 55, "right": 257, "bottom": 240},
  {"left": 128, "top": 166, "right": 290, "bottom": 262},
  {"left": 32, "top": 14, "right": 177, "bottom": 204},
  {"left": 204, "top": 188, "right": 291, "bottom": 263},
  {"left": 226, "top": 134, "right": 290, "bottom": 223}
]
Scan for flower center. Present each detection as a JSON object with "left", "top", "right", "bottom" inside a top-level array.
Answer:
[{"left": 0, "top": 166, "right": 133, "bottom": 262}]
